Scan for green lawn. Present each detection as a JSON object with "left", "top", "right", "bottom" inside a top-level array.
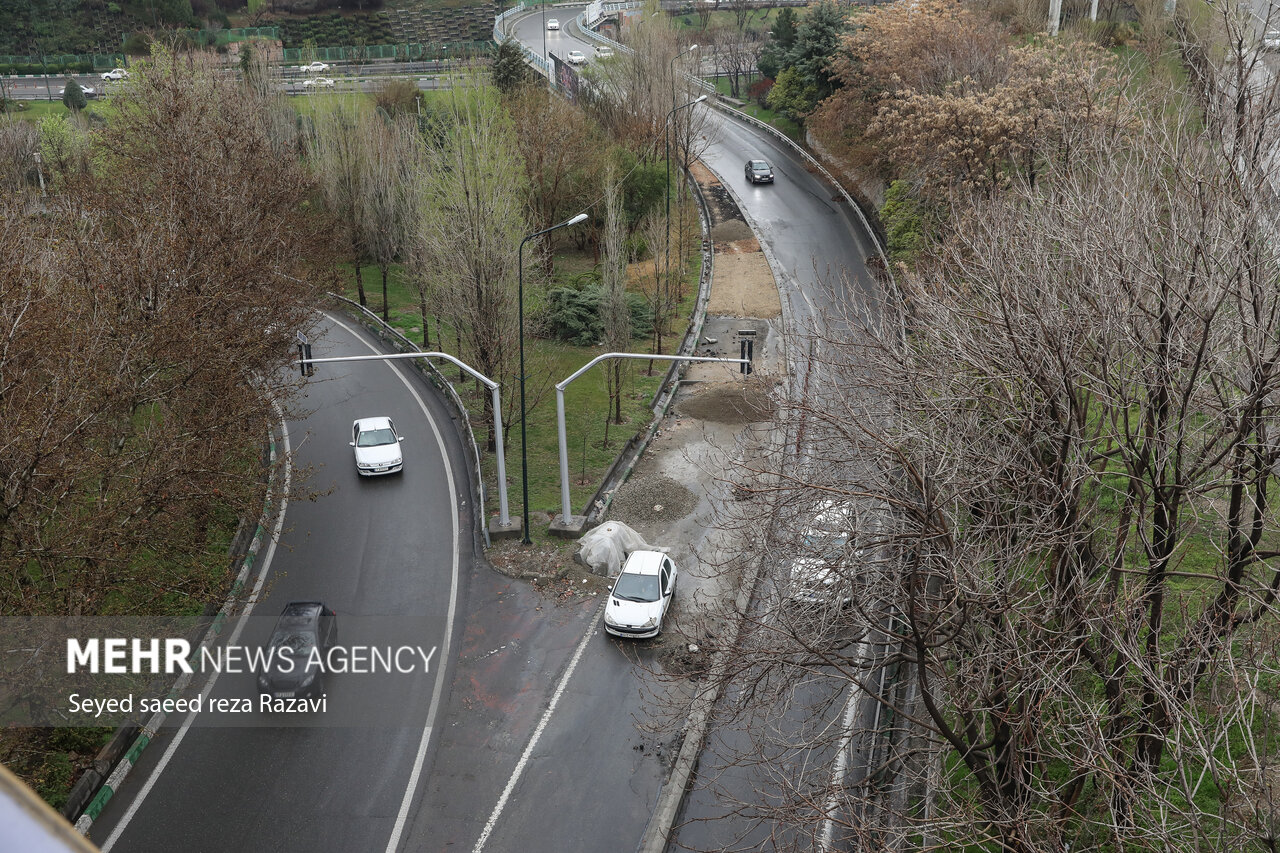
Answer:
[{"left": 338, "top": 251, "right": 701, "bottom": 540}]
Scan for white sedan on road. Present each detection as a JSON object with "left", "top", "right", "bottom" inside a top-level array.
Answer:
[
  {"left": 546, "top": 17, "right": 560, "bottom": 29},
  {"left": 300, "top": 61, "right": 330, "bottom": 72},
  {"left": 302, "top": 77, "right": 335, "bottom": 89},
  {"left": 603, "top": 551, "right": 677, "bottom": 638},
  {"left": 100, "top": 68, "right": 129, "bottom": 80},
  {"left": 566, "top": 50, "right": 586, "bottom": 65},
  {"left": 351, "top": 416, "right": 405, "bottom": 476}
]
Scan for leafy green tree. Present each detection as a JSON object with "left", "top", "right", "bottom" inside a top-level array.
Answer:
[
  {"left": 60, "top": 78, "right": 85, "bottom": 112},
  {"left": 492, "top": 37, "right": 533, "bottom": 95},
  {"left": 766, "top": 66, "right": 816, "bottom": 126}
]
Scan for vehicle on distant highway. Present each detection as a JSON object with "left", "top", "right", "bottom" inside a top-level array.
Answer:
[
  {"left": 256, "top": 601, "right": 338, "bottom": 700},
  {"left": 603, "top": 551, "right": 677, "bottom": 638},
  {"left": 302, "top": 77, "right": 335, "bottom": 88},
  {"left": 58, "top": 82, "right": 96, "bottom": 98},
  {"left": 594, "top": 45, "right": 614, "bottom": 58},
  {"left": 300, "top": 61, "right": 330, "bottom": 72},
  {"left": 1266, "top": 31, "right": 1280, "bottom": 50},
  {"left": 100, "top": 67, "right": 129, "bottom": 80},
  {"left": 566, "top": 50, "right": 586, "bottom": 65},
  {"left": 745, "top": 158, "right": 775, "bottom": 184},
  {"left": 546, "top": 17, "right": 560, "bottom": 29},
  {"left": 351, "top": 416, "right": 404, "bottom": 475}
]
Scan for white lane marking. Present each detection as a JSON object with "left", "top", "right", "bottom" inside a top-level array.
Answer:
[
  {"left": 319, "top": 313, "right": 461, "bottom": 853},
  {"left": 471, "top": 605, "right": 604, "bottom": 853},
  {"left": 101, "top": 402, "right": 294, "bottom": 852}
]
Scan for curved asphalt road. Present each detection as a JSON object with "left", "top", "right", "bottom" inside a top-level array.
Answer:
[{"left": 87, "top": 313, "right": 478, "bottom": 853}]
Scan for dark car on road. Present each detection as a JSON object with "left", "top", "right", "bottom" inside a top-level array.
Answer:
[
  {"left": 257, "top": 601, "right": 337, "bottom": 700},
  {"left": 744, "top": 158, "right": 774, "bottom": 184}
]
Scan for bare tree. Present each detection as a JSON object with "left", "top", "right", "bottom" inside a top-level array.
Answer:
[
  {"left": 599, "top": 164, "right": 630, "bottom": 436},
  {"left": 365, "top": 113, "right": 419, "bottom": 321},
  {"left": 310, "top": 102, "right": 373, "bottom": 306},
  {"left": 410, "top": 74, "right": 532, "bottom": 449},
  {"left": 0, "top": 49, "right": 327, "bottom": 620},
  {"left": 676, "top": 53, "right": 1280, "bottom": 853}
]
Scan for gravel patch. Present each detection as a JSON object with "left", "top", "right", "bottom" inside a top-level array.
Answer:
[
  {"left": 675, "top": 381, "right": 775, "bottom": 425},
  {"left": 608, "top": 474, "right": 699, "bottom": 526},
  {"left": 709, "top": 219, "right": 755, "bottom": 242}
]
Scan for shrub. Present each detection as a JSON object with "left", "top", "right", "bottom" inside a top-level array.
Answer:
[
  {"left": 373, "top": 78, "right": 421, "bottom": 117},
  {"left": 544, "top": 284, "right": 653, "bottom": 346},
  {"left": 880, "top": 179, "right": 926, "bottom": 265}
]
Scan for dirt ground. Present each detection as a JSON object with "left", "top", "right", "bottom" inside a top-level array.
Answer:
[{"left": 689, "top": 161, "right": 781, "bottom": 320}]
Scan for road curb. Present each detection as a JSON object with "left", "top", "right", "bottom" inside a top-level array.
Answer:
[{"left": 71, "top": 433, "right": 283, "bottom": 837}]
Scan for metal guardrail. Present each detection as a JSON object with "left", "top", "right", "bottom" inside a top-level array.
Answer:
[{"left": 706, "top": 100, "right": 895, "bottom": 294}]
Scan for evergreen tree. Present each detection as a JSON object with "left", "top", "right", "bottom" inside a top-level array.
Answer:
[
  {"left": 61, "top": 78, "right": 86, "bottom": 112},
  {"left": 492, "top": 37, "right": 534, "bottom": 95}
]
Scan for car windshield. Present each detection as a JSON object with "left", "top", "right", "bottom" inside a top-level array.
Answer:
[
  {"left": 613, "top": 572, "right": 660, "bottom": 602},
  {"left": 357, "top": 427, "right": 396, "bottom": 447},
  {"left": 750, "top": 161, "right": 769, "bottom": 170},
  {"left": 801, "top": 530, "right": 848, "bottom": 559},
  {"left": 270, "top": 630, "right": 317, "bottom": 655}
]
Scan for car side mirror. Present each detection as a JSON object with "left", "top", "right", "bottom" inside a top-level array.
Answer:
[{"left": 349, "top": 441, "right": 355, "bottom": 446}]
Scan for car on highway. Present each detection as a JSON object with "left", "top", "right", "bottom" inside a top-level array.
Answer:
[
  {"left": 595, "top": 45, "right": 615, "bottom": 58},
  {"left": 566, "top": 49, "right": 587, "bottom": 65},
  {"left": 745, "top": 158, "right": 775, "bottom": 184},
  {"left": 351, "top": 416, "right": 404, "bottom": 475},
  {"left": 100, "top": 67, "right": 129, "bottom": 80},
  {"left": 58, "top": 82, "right": 96, "bottom": 98},
  {"left": 303, "top": 77, "right": 335, "bottom": 88},
  {"left": 546, "top": 17, "right": 560, "bottom": 29},
  {"left": 257, "top": 601, "right": 338, "bottom": 700},
  {"left": 300, "top": 61, "right": 330, "bottom": 72},
  {"left": 1266, "top": 31, "right": 1280, "bottom": 50},
  {"left": 603, "top": 550, "right": 677, "bottom": 638}
]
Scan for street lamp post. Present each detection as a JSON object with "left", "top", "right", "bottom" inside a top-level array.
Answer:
[
  {"left": 663, "top": 94, "right": 708, "bottom": 352},
  {"left": 518, "top": 212, "right": 588, "bottom": 544}
]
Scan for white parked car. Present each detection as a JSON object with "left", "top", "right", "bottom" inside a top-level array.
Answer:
[
  {"left": 786, "top": 500, "right": 856, "bottom": 605},
  {"left": 604, "top": 551, "right": 677, "bottom": 638},
  {"left": 566, "top": 50, "right": 586, "bottom": 65},
  {"left": 546, "top": 17, "right": 560, "bottom": 29},
  {"left": 100, "top": 68, "right": 129, "bottom": 80},
  {"left": 302, "top": 77, "right": 335, "bottom": 89},
  {"left": 350, "top": 417, "right": 404, "bottom": 476},
  {"left": 300, "top": 61, "right": 330, "bottom": 72},
  {"left": 594, "top": 45, "right": 614, "bottom": 58}
]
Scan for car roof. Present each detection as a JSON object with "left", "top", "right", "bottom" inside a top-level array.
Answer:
[
  {"left": 354, "top": 416, "right": 393, "bottom": 431},
  {"left": 620, "top": 550, "right": 666, "bottom": 576}
]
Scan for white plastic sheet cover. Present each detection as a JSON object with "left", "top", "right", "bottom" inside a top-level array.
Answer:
[{"left": 576, "top": 521, "right": 654, "bottom": 577}]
